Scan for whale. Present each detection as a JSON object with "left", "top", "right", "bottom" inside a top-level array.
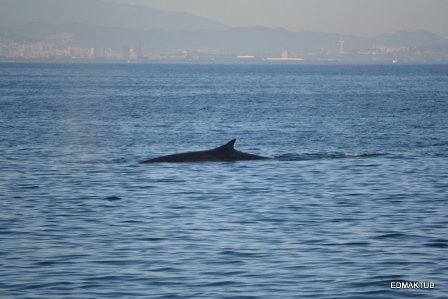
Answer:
[{"left": 140, "top": 139, "right": 268, "bottom": 163}]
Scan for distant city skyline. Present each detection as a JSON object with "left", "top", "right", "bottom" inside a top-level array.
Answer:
[{"left": 107, "top": 0, "right": 448, "bottom": 38}]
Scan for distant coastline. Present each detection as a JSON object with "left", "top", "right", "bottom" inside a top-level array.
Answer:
[{"left": 1, "top": 0, "right": 447, "bottom": 63}]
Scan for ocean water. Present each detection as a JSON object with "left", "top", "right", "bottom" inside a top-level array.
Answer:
[{"left": 0, "top": 63, "right": 447, "bottom": 298}]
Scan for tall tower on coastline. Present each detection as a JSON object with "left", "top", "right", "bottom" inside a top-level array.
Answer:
[{"left": 339, "top": 36, "right": 345, "bottom": 54}]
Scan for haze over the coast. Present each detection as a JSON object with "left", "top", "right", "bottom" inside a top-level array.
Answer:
[
  {"left": 1, "top": 0, "right": 447, "bottom": 62},
  {"left": 108, "top": 0, "right": 448, "bottom": 38}
]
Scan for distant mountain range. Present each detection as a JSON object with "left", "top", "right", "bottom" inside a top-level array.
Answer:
[
  {"left": 0, "top": 0, "right": 229, "bottom": 31},
  {"left": 1, "top": 22, "right": 446, "bottom": 55},
  {"left": 1, "top": 0, "right": 447, "bottom": 55}
]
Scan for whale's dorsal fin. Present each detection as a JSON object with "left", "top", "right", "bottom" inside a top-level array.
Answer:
[
  {"left": 215, "top": 139, "right": 236, "bottom": 153},
  {"left": 140, "top": 139, "right": 268, "bottom": 163}
]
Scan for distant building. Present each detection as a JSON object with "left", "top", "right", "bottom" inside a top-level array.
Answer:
[
  {"left": 267, "top": 50, "right": 303, "bottom": 61},
  {"left": 133, "top": 44, "right": 142, "bottom": 57}
]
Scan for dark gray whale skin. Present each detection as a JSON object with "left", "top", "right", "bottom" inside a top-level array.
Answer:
[{"left": 140, "top": 139, "right": 268, "bottom": 163}]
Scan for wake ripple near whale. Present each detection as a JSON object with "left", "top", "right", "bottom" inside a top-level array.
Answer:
[{"left": 275, "top": 152, "right": 391, "bottom": 161}]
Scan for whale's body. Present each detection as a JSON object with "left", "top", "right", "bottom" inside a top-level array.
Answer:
[{"left": 140, "top": 139, "right": 267, "bottom": 163}]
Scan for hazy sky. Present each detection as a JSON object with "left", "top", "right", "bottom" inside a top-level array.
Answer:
[{"left": 107, "top": 0, "right": 448, "bottom": 38}]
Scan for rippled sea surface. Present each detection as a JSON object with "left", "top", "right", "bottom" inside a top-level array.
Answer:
[{"left": 1, "top": 63, "right": 447, "bottom": 298}]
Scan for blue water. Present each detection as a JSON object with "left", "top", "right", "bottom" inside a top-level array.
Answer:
[{"left": 1, "top": 63, "right": 447, "bottom": 298}]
